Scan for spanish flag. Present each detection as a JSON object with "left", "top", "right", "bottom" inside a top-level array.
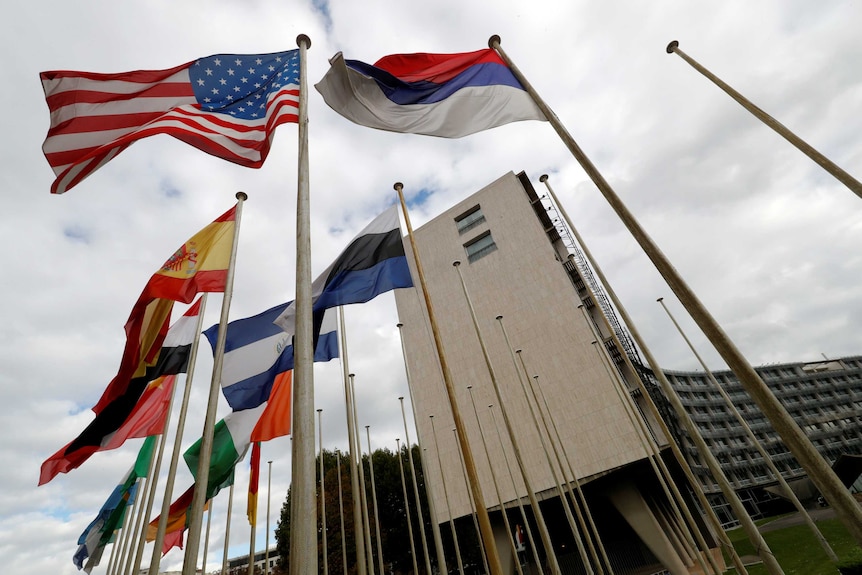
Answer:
[{"left": 92, "top": 204, "right": 236, "bottom": 414}]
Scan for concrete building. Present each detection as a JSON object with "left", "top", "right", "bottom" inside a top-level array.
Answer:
[
  {"left": 660, "top": 358, "right": 862, "bottom": 526},
  {"left": 394, "top": 171, "right": 720, "bottom": 575}
]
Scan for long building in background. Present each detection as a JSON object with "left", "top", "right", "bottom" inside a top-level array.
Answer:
[
  {"left": 394, "top": 171, "right": 719, "bottom": 575},
  {"left": 394, "top": 170, "right": 862, "bottom": 574}
]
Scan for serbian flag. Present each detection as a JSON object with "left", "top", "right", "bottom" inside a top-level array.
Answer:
[
  {"left": 315, "top": 49, "right": 545, "bottom": 138},
  {"left": 92, "top": 205, "right": 235, "bottom": 416},
  {"left": 247, "top": 442, "right": 261, "bottom": 526},
  {"left": 41, "top": 50, "right": 300, "bottom": 194}
]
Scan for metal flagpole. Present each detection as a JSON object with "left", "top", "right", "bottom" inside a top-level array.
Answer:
[
  {"left": 290, "top": 32, "right": 319, "bottom": 575},
  {"left": 150, "top": 294, "right": 209, "bottom": 574},
  {"left": 666, "top": 41, "right": 862, "bottom": 200},
  {"left": 221, "top": 482, "right": 235, "bottom": 575},
  {"left": 183, "top": 192, "right": 247, "bottom": 575},
  {"left": 125, "top": 444, "right": 159, "bottom": 575},
  {"left": 248, "top": 481, "right": 258, "bottom": 575},
  {"left": 658, "top": 298, "right": 839, "bottom": 562},
  {"left": 202, "top": 505, "right": 213, "bottom": 574},
  {"left": 466, "top": 387, "right": 525, "bottom": 575},
  {"left": 429, "top": 416, "right": 465, "bottom": 575},
  {"left": 493, "top": 34, "right": 862, "bottom": 545},
  {"left": 109, "top": 488, "right": 135, "bottom": 575},
  {"left": 351, "top": 375, "right": 376, "bottom": 575},
  {"left": 396, "top": 341, "right": 443, "bottom": 575},
  {"left": 450, "top": 260, "right": 562, "bottom": 575},
  {"left": 523, "top": 368, "right": 612, "bottom": 575},
  {"left": 318, "top": 410, "right": 330, "bottom": 575},
  {"left": 493, "top": 314, "right": 598, "bottom": 575},
  {"left": 265, "top": 460, "right": 273, "bottom": 575},
  {"left": 366, "top": 427, "right": 385, "bottom": 575},
  {"left": 574, "top": 303, "right": 712, "bottom": 574},
  {"left": 396, "top": 438, "right": 421, "bottom": 575},
  {"left": 395, "top": 182, "right": 504, "bottom": 575},
  {"left": 338, "top": 308, "right": 368, "bottom": 575},
  {"left": 452, "top": 427, "right": 491, "bottom": 575},
  {"left": 335, "top": 450, "right": 349, "bottom": 575},
  {"left": 489, "top": 405, "right": 543, "bottom": 574},
  {"left": 539, "top": 174, "right": 748, "bottom": 575}
]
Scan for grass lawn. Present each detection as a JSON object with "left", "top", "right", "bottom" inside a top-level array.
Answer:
[{"left": 721, "top": 516, "right": 859, "bottom": 574}]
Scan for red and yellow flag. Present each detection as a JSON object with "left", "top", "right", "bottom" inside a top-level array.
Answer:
[
  {"left": 94, "top": 205, "right": 236, "bottom": 414},
  {"left": 247, "top": 442, "right": 261, "bottom": 526}
]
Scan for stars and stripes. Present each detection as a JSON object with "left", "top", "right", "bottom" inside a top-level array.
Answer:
[{"left": 40, "top": 49, "right": 300, "bottom": 194}]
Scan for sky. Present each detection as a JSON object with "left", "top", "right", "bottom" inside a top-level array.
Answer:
[{"left": 2, "top": 1, "right": 862, "bottom": 574}]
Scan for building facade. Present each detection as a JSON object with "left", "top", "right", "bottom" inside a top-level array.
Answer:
[{"left": 394, "top": 171, "right": 720, "bottom": 575}]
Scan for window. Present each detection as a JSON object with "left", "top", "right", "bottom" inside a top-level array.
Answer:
[
  {"left": 464, "top": 230, "right": 497, "bottom": 262},
  {"left": 455, "top": 205, "right": 486, "bottom": 234}
]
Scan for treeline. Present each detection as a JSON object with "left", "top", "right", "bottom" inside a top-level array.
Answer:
[{"left": 273, "top": 445, "right": 482, "bottom": 575}]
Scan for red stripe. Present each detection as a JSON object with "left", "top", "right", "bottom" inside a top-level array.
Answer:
[
  {"left": 46, "top": 111, "right": 167, "bottom": 138},
  {"left": 374, "top": 49, "right": 505, "bottom": 83},
  {"left": 142, "top": 270, "right": 229, "bottom": 304},
  {"left": 45, "top": 83, "right": 195, "bottom": 111},
  {"left": 41, "top": 62, "right": 191, "bottom": 84}
]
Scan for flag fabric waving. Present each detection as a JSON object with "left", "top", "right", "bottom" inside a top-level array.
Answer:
[
  {"left": 273, "top": 205, "right": 413, "bottom": 335},
  {"left": 183, "top": 404, "right": 266, "bottom": 500},
  {"left": 40, "top": 298, "right": 202, "bottom": 485},
  {"left": 204, "top": 304, "right": 338, "bottom": 411},
  {"left": 92, "top": 205, "right": 235, "bottom": 416},
  {"left": 247, "top": 441, "right": 261, "bottom": 526},
  {"left": 41, "top": 49, "right": 300, "bottom": 194},
  {"left": 315, "top": 49, "right": 545, "bottom": 138},
  {"left": 73, "top": 437, "right": 156, "bottom": 571},
  {"left": 145, "top": 484, "right": 211, "bottom": 555}
]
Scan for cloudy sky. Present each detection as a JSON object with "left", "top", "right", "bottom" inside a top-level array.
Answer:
[{"left": 2, "top": 1, "right": 861, "bottom": 574}]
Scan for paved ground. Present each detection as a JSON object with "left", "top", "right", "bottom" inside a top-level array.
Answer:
[{"left": 757, "top": 506, "right": 838, "bottom": 534}]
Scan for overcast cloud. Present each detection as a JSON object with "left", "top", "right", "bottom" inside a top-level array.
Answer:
[{"left": 1, "top": 2, "right": 861, "bottom": 574}]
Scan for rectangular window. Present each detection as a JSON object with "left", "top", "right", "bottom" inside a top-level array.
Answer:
[
  {"left": 455, "top": 205, "right": 486, "bottom": 235},
  {"left": 464, "top": 230, "right": 497, "bottom": 263}
]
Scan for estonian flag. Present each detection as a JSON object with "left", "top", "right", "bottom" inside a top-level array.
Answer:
[{"left": 273, "top": 204, "right": 414, "bottom": 336}]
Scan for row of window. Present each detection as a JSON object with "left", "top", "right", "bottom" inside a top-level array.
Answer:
[{"left": 454, "top": 205, "right": 498, "bottom": 263}]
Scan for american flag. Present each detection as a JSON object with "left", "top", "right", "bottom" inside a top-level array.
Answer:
[{"left": 41, "top": 49, "right": 300, "bottom": 194}]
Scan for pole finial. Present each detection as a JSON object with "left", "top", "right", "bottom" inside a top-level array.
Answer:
[
  {"left": 666, "top": 40, "right": 679, "bottom": 54},
  {"left": 539, "top": 174, "right": 549, "bottom": 182},
  {"left": 317, "top": 408, "right": 322, "bottom": 413},
  {"left": 453, "top": 260, "right": 461, "bottom": 267},
  {"left": 349, "top": 373, "right": 355, "bottom": 378},
  {"left": 657, "top": 297, "right": 664, "bottom": 302},
  {"left": 488, "top": 35, "right": 502, "bottom": 49},
  {"left": 396, "top": 322, "right": 403, "bottom": 328},
  {"left": 515, "top": 349, "right": 522, "bottom": 354},
  {"left": 236, "top": 191, "right": 248, "bottom": 201},
  {"left": 467, "top": 385, "right": 472, "bottom": 390},
  {"left": 394, "top": 182, "right": 404, "bottom": 191},
  {"left": 398, "top": 396, "right": 404, "bottom": 400},
  {"left": 495, "top": 315, "right": 503, "bottom": 320},
  {"left": 297, "top": 34, "right": 312, "bottom": 48}
]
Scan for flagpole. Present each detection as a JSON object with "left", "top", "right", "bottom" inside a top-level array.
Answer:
[
  {"left": 450, "top": 260, "right": 562, "bottom": 575},
  {"left": 183, "top": 191, "right": 247, "bottom": 575},
  {"left": 351, "top": 375, "right": 376, "bottom": 575},
  {"left": 493, "top": 316, "right": 597, "bottom": 575},
  {"left": 338, "top": 308, "right": 368, "bottom": 575},
  {"left": 108, "top": 490, "right": 135, "bottom": 575},
  {"left": 221, "top": 482, "right": 235, "bottom": 575},
  {"left": 265, "top": 460, "right": 273, "bottom": 575},
  {"left": 132, "top": 428, "right": 168, "bottom": 575},
  {"left": 466, "top": 388, "right": 525, "bottom": 575},
  {"left": 429, "top": 416, "right": 465, "bottom": 575},
  {"left": 396, "top": 438, "right": 421, "bottom": 575},
  {"left": 319, "top": 410, "right": 330, "bottom": 575},
  {"left": 395, "top": 182, "right": 505, "bottom": 575},
  {"left": 657, "top": 298, "right": 839, "bottom": 562},
  {"left": 335, "top": 449, "right": 349, "bottom": 575},
  {"left": 452, "top": 427, "right": 491, "bottom": 575},
  {"left": 488, "top": 405, "right": 543, "bottom": 573},
  {"left": 539, "top": 174, "right": 747, "bottom": 574},
  {"left": 124, "top": 446, "right": 159, "bottom": 573},
  {"left": 396, "top": 341, "right": 443, "bottom": 575},
  {"left": 111, "top": 481, "right": 135, "bottom": 575},
  {"left": 291, "top": 31, "right": 319, "bottom": 575},
  {"left": 151, "top": 294, "right": 209, "bottom": 574},
  {"left": 492, "top": 34, "right": 862, "bottom": 544},
  {"left": 366, "top": 426, "right": 385, "bottom": 575},
  {"left": 202, "top": 505, "right": 213, "bottom": 574},
  {"left": 666, "top": 41, "right": 862, "bottom": 200}
]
